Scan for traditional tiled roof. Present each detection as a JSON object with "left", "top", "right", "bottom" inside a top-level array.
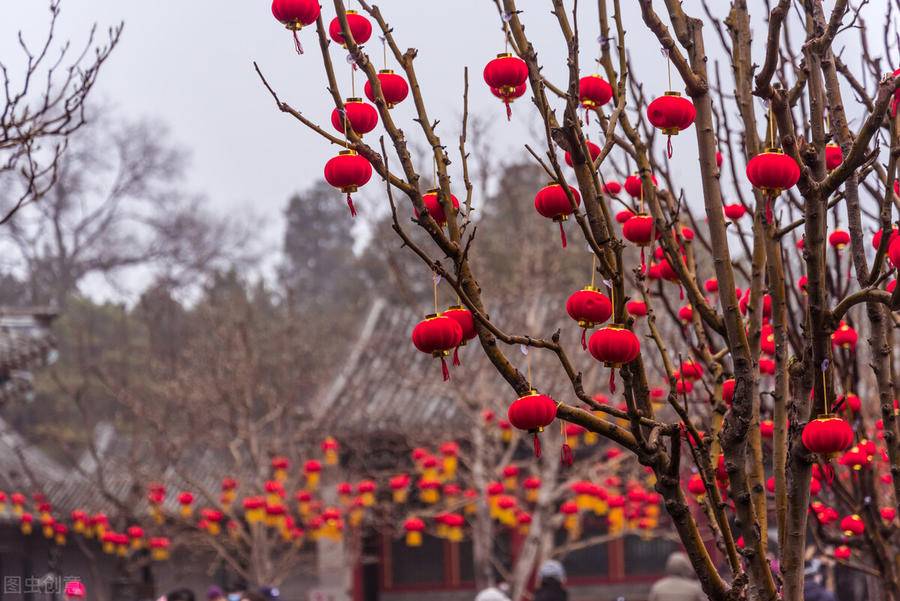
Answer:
[
  {"left": 0, "top": 306, "right": 56, "bottom": 404},
  {"left": 311, "top": 294, "right": 605, "bottom": 437}
]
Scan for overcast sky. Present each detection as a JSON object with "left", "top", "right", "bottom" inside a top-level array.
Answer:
[{"left": 1, "top": 1, "right": 879, "bottom": 298}]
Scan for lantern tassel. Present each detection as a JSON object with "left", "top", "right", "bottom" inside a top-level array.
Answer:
[
  {"left": 558, "top": 221, "right": 568, "bottom": 248},
  {"left": 822, "top": 462, "right": 835, "bottom": 485},
  {"left": 441, "top": 356, "right": 450, "bottom": 381},
  {"left": 609, "top": 368, "right": 617, "bottom": 393},
  {"left": 666, "top": 136, "right": 674, "bottom": 159},
  {"left": 532, "top": 433, "right": 542, "bottom": 459},
  {"left": 560, "top": 442, "right": 574, "bottom": 467},
  {"left": 452, "top": 346, "right": 461, "bottom": 367},
  {"left": 640, "top": 247, "right": 646, "bottom": 271},
  {"left": 765, "top": 196, "right": 773, "bottom": 223},
  {"left": 505, "top": 101, "right": 512, "bottom": 121},
  {"left": 346, "top": 194, "right": 358, "bottom": 217},
  {"left": 581, "top": 329, "right": 588, "bottom": 351},
  {"left": 293, "top": 31, "right": 304, "bottom": 55},
  {"left": 679, "top": 285, "right": 684, "bottom": 300}
]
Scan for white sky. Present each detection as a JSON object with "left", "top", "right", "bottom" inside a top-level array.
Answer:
[{"left": 0, "top": 1, "right": 880, "bottom": 300}]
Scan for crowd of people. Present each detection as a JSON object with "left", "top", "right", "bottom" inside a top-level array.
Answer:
[
  {"left": 473, "top": 552, "right": 840, "bottom": 601},
  {"left": 157, "top": 586, "right": 279, "bottom": 601}
]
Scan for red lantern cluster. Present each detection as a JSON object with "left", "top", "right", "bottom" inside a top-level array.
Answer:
[
  {"left": 271, "top": 0, "right": 321, "bottom": 53},
  {"left": 646, "top": 92, "right": 696, "bottom": 158},
  {"left": 411, "top": 314, "right": 464, "bottom": 381},
  {"left": 364, "top": 70, "right": 410, "bottom": 109},
  {"left": 534, "top": 183, "right": 581, "bottom": 248},
  {"left": 508, "top": 391, "right": 557, "bottom": 457},
  {"left": 324, "top": 150, "right": 373, "bottom": 217},
  {"left": 483, "top": 54, "right": 529, "bottom": 120}
]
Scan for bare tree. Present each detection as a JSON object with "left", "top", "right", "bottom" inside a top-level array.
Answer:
[
  {"left": 0, "top": 0, "right": 122, "bottom": 224},
  {"left": 253, "top": 2, "right": 900, "bottom": 601}
]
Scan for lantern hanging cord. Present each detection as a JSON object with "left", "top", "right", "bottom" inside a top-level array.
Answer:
[
  {"left": 433, "top": 273, "right": 439, "bottom": 314},
  {"left": 351, "top": 65, "right": 356, "bottom": 97},
  {"left": 663, "top": 48, "right": 672, "bottom": 90},
  {"left": 526, "top": 351, "right": 533, "bottom": 389},
  {"left": 590, "top": 254, "right": 597, "bottom": 289},
  {"left": 768, "top": 103, "right": 775, "bottom": 148},
  {"left": 382, "top": 37, "right": 388, "bottom": 69}
]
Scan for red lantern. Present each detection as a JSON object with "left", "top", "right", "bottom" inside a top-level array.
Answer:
[
  {"left": 404, "top": 517, "right": 425, "bottom": 546},
  {"left": 687, "top": 474, "right": 706, "bottom": 498},
  {"left": 746, "top": 149, "right": 800, "bottom": 221},
  {"left": 724, "top": 203, "right": 746, "bottom": 221},
  {"left": 840, "top": 514, "right": 865, "bottom": 537},
  {"left": 798, "top": 275, "right": 808, "bottom": 294},
  {"left": 588, "top": 326, "right": 640, "bottom": 393},
  {"left": 564, "top": 141, "right": 601, "bottom": 168},
  {"left": 443, "top": 305, "right": 475, "bottom": 366},
  {"left": 824, "top": 143, "right": 843, "bottom": 170},
  {"left": 647, "top": 92, "right": 696, "bottom": 158},
  {"left": 622, "top": 214, "right": 658, "bottom": 246},
  {"left": 412, "top": 314, "right": 463, "bottom": 381},
  {"left": 328, "top": 10, "right": 372, "bottom": 47},
  {"left": 626, "top": 300, "right": 647, "bottom": 317},
  {"left": 419, "top": 189, "right": 460, "bottom": 226},
  {"left": 331, "top": 99, "right": 379, "bottom": 137},
  {"left": 579, "top": 75, "right": 612, "bottom": 112},
  {"left": 889, "top": 237, "right": 900, "bottom": 268},
  {"left": 616, "top": 210, "right": 634, "bottom": 224},
  {"left": 677, "top": 305, "right": 693, "bottom": 324},
  {"left": 604, "top": 180, "right": 622, "bottom": 196},
  {"left": 760, "top": 419, "right": 774, "bottom": 439},
  {"left": 873, "top": 225, "right": 899, "bottom": 250},
  {"left": 507, "top": 391, "right": 558, "bottom": 457},
  {"left": 681, "top": 359, "right": 703, "bottom": 380},
  {"left": 831, "top": 321, "right": 858, "bottom": 350},
  {"left": 534, "top": 183, "right": 581, "bottom": 248},
  {"left": 271, "top": 0, "right": 320, "bottom": 53},
  {"left": 716, "top": 151, "right": 723, "bottom": 168},
  {"left": 759, "top": 357, "right": 775, "bottom": 375},
  {"left": 566, "top": 287, "right": 612, "bottom": 349},
  {"left": 828, "top": 229, "right": 850, "bottom": 250},
  {"left": 802, "top": 415, "right": 854, "bottom": 455},
  {"left": 834, "top": 545, "right": 851, "bottom": 561},
  {"left": 882, "top": 507, "right": 897, "bottom": 523},
  {"left": 364, "top": 70, "right": 409, "bottom": 109},
  {"left": 624, "top": 173, "right": 658, "bottom": 199},
  {"left": 483, "top": 53, "right": 529, "bottom": 120},
  {"left": 324, "top": 150, "right": 373, "bottom": 217}
]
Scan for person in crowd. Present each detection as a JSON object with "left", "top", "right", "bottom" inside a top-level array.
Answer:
[
  {"left": 163, "top": 589, "right": 196, "bottom": 601},
  {"left": 804, "top": 559, "right": 838, "bottom": 601},
  {"left": 240, "top": 592, "right": 268, "bottom": 601},
  {"left": 648, "top": 552, "right": 705, "bottom": 601},
  {"left": 475, "top": 586, "right": 511, "bottom": 601},
  {"left": 534, "top": 559, "right": 568, "bottom": 601},
  {"left": 207, "top": 586, "right": 226, "bottom": 601}
]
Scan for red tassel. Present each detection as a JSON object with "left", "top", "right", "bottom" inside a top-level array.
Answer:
[
  {"left": 609, "top": 368, "right": 617, "bottom": 393},
  {"left": 667, "top": 136, "right": 674, "bottom": 159},
  {"left": 533, "top": 433, "right": 542, "bottom": 459},
  {"left": 441, "top": 357, "right": 450, "bottom": 381},
  {"left": 452, "top": 347, "right": 461, "bottom": 367},
  {"left": 561, "top": 443, "right": 574, "bottom": 467},
  {"left": 581, "top": 329, "right": 588, "bottom": 351},
  {"left": 346, "top": 194, "right": 357, "bottom": 217},
  {"left": 679, "top": 285, "right": 684, "bottom": 300},
  {"left": 765, "top": 197, "right": 773, "bottom": 223},
  {"left": 823, "top": 463, "right": 835, "bottom": 485},
  {"left": 505, "top": 101, "right": 512, "bottom": 121},
  {"left": 640, "top": 247, "right": 646, "bottom": 271},
  {"left": 559, "top": 221, "right": 567, "bottom": 248},
  {"left": 293, "top": 31, "right": 304, "bottom": 54}
]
